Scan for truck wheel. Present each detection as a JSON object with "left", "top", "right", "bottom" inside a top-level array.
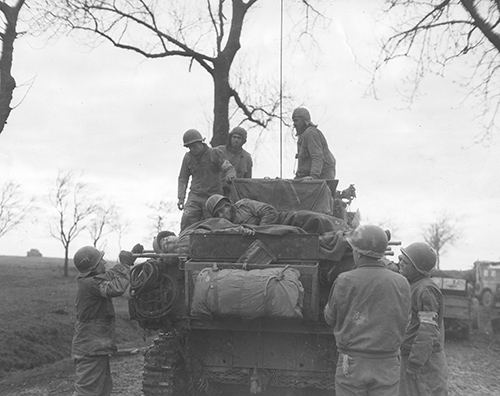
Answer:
[
  {"left": 481, "top": 290, "right": 494, "bottom": 308},
  {"left": 143, "top": 331, "right": 186, "bottom": 396}
]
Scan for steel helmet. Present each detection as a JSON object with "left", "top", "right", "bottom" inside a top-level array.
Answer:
[
  {"left": 183, "top": 129, "right": 204, "bottom": 147},
  {"left": 292, "top": 107, "right": 311, "bottom": 122},
  {"left": 205, "top": 194, "right": 230, "bottom": 216},
  {"left": 73, "top": 246, "right": 104, "bottom": 275},
  {"left": 401, "top": 242, "right": 436, "bottom": 275},
  {"left": 346, "top": 224, "right": 388, "bottom": 259}
]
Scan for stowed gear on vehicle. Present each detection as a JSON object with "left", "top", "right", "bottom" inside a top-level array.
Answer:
[{"left": 128, "top": 178, "right": 395, "bottom": 396}]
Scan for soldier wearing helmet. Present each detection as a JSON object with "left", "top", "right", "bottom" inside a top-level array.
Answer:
[
  {"left": 205, "top": 193, "right": 350, "bottom": 234},
  {"left": 292, "top": 107, "right": 336, "bottom": 180},
  {"left": 178, "top": 129, "right": 236, "bottom": 231},
  {"left": 205, "top": 194, "right": 278, "bottom": 226},
  {"left": 324, "top": 225, "right": 410, "bottom": 396},
  {"left": 216, "top": 126, "right": 253, "bottom": 194},
  {"left": 71, "top": 243, "right": 144, "bottom": 396},
  {"left": 398, "top": 242, "right": 448, "bottom": 396}
]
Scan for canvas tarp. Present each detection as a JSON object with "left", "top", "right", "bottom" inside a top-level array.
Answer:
[
  {"left": 190, "top": 266, "right": 304, "bottom": 319},
  {"left": 229, "top": 178, "right": 335, "bottom": 215}
]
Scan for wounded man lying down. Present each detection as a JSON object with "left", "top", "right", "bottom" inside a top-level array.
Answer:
[{"left": 153, "top": 217, "right": 351, "bottom": 264}]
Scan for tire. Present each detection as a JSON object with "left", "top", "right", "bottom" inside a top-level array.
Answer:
[{"left": 481, "top": 290, "right": 494, "bottom": 308}]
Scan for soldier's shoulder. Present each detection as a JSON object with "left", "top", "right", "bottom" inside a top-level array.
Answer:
[
  {"left": 241, "top": 148, "right": 252, "bottom": 158},
  {"left": 236, "top": 198, "right": 253, "bottom": 205},
  {"left": 417, "top": 277, "right": 442, "bottom": 293}
]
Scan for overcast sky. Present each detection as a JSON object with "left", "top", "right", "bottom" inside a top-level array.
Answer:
[{"left": 0, "top": 1, "right": 499, "bottom": 270}]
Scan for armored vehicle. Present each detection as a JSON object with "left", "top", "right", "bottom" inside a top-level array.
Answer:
[{"left": 129, "top": 178, "right": 369, "bottom": 395}]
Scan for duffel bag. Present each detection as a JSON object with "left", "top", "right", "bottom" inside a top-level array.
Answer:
[{"left": 191, "top": 265, "right": 303, "bottom": 319}]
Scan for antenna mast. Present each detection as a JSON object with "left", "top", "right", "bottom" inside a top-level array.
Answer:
[{"left": 279, "top": 0, "right": 284, "bottom": 178}]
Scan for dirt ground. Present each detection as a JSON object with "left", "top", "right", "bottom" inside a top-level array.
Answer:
[
  {"left": 0, "top": 330, "right": 499, "bottom": 396},
  {"left": 1, "top": 257, "right": 499, "bottom": 395}
]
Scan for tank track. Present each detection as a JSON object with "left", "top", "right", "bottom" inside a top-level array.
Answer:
[{"left": 143, "top": 331, "right": 186, "bottom": 396}]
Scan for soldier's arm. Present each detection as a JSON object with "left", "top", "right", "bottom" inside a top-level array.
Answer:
[
  {"left": 96, "top": 262, "right": 130, "bottom": 298},
  {"left": 246, "top": 154, "right": 253, "bottom": 178},
  {"left": 407, "top": 287, "right": 442, "bottom": 370},
  {"left": 306, "top": 131, "right": 325, "bottom": 179},
  {"left": 212, "top": 149, "right": 236, "bottom": 181},
  {"left": 248, "top": 199, "right": 279, "bottom": 225},
  {"left": 221, "top": 159, "right": 236, "bottom": 181},
  {"left": 324, "top": 278, "right": 343, "bottom": 327},
  {"left": 177, "top": 155, "right": 190, "bottom": 202}
]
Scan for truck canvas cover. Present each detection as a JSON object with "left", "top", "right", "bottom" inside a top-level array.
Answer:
[{"left": 229, "top": 178, "right": 337, "bottom": 214}]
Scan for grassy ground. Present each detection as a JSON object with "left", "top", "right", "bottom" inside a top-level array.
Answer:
[
  {"left": 1, "top": 255, "right": 499, "bottom": 395},
  {"left": 0, "top": 255, "right": 144, "bottom": 377}
]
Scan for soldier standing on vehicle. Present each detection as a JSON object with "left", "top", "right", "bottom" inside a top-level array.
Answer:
[
  {"left": 177, "top": 129, "right": 236, "bottom": 231},
  {"left": 292, "top": 107, "right": 336, "bottom": 180},
  {"left": 324, "top": 225, "right": 411, "bottom": 396},
  {"left": 216, "top": 126, "right": 253, "bottom": 194},
  {"left": 71, "top": 244, "right": 144, "bottom": 396},
  {"left": 398, "top": 242, "right": 448, "bottom": 396}
]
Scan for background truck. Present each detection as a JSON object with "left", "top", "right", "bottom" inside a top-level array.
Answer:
[
  {"left": 473, "top": 260, "right": 500, "bottom": 309},
  {"left": 431, "top": 275, "right": 473, "bottom": 339},
  {"left": 128, "top": 178, "right": 363, "bottom": 396}
]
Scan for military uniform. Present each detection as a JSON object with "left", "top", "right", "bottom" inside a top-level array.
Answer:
[
  {"left": 295, "top": 125, "right": 336, "bottom": 179},
  {"left": 216, "top": 145, "right": 253, "bottom": 179},
  {"left": 324, "top": 256, "right": 411, "bottom": 396},
  {"left": 400, "top": 276, "right": 448, "bottom": 396},
  {"left": 231, "top": 198, "right": 279, "bottom": 225},
  {"left": 178, "top": 143, "right": 235, "bottom": 230},
  {"left": 72, "top": 261, "right": 130, "bottom": 396}
]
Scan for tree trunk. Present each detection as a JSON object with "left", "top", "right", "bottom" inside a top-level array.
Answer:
[
  {"left": 209, "top": 0, "right": 247, "bottom": 147},
  {"left": 0, "top": 2, "right": 22, "bottom": 134},
  {"left": 64, "top": 245, "right": 69, "bottom": 277},
  {"left": 210, "top": 60, "right": 231, "bottom": 147}
]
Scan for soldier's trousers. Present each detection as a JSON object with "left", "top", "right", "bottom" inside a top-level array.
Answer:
[
  {"left": 73, "top": 355, "right": 112, "bottom": 396},
  {"left": 335, "top": 352, "right": 400, "bottom": 396},
  {"left": 399, "top": 351, "right": 448, "bottom": 396},
  {"left": 181, "top": 195, "right": 207, "bottom": 231}
]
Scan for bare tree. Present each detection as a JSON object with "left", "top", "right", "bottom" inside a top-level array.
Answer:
[
  {"left": 375, "top": 0, "right": 500, "bottom": 138},
  {"left": 147, "top": 200, "right": 178, "bottom": 238},
  {"left": 49, "top": 171, "right": 97, "bottom": 277},
  {"left": 109, "top": 209, "right": 129, "bottom": 252},
  {"left": 422, "top": 213, "right": 460, "bottom": 269},
  {"left": 375, "top": 1, "right": 500, "bottom": 137},
  {"left": 41, "top": 0, "right": 323, "bottom": 145},
  {"left": 87, "top": 202, "right": 116, "bottom": 249},
  {"left": 0, "top": 0, "right": 26, "bottom": 134},
  {"left": 0, "top": 180, "right": 32, "bottom": 237}
]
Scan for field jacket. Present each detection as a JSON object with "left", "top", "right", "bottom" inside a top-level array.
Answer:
[
  {"left": 71, "top": 262, "right": 129, "bottom": 359},
  {"left": 324, "top": 257, "right": 411, "bottom": 357},
  {"left": 295, "top": 126, "right": 336, "bottom": 179},
  {"left": 401, "top": 276, "right": 445, "bottom": 370},
  {"left": 216, "top": 145, "right": 253, "bottom": 178},
  {"left": 178, "top": 144, "right": 236, "bottom": 201},
  {"left": 233, "top": 198, "right": 279, "bottom": 225}
]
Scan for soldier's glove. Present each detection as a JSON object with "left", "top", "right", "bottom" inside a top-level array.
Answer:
[
  {"left": 225, "top": 174, "right": 235, "bottom": 184},
  {"left": 238, "top": 225, "right": 255, "bottom": 236},
  {"left": 177, "top": 199, "right": 185, "bottom": 211},
  {"left": 119, "top": 251, "right": 135, "bottom": 266},
  {"left": 131, "top": 243, "right": 144, "bottom": 254}
]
